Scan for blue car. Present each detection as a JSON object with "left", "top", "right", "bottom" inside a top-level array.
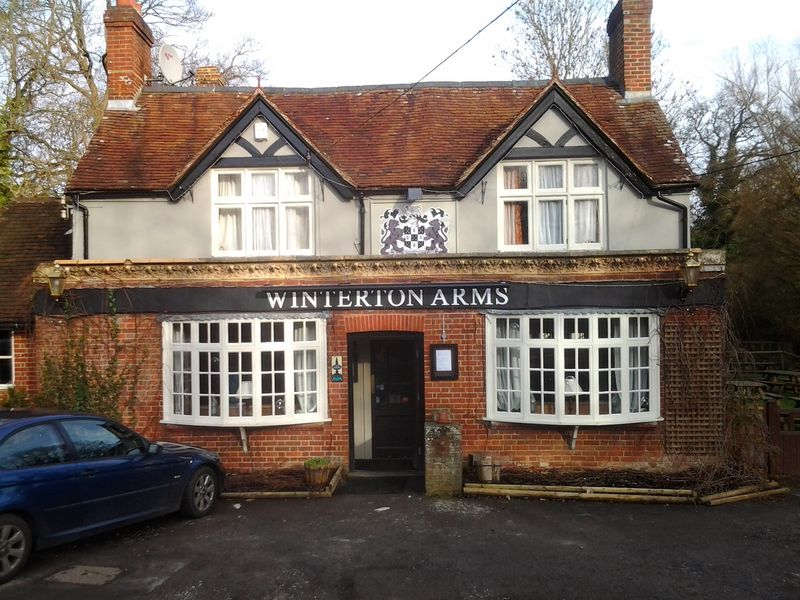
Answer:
[{"left": 0, "top": 410, "right": 224, "bottom": 583}]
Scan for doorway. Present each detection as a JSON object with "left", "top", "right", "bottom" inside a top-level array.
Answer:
[{"left": 349, "top": 333, "right": 423, "bottom": 471}]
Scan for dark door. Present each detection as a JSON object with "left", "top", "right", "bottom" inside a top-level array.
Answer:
[{"left": 370, "top": 339, "right": 420, "bottom": 459}]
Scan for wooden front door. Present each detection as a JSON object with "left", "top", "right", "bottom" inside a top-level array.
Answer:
[{"left": 350, "top": 335, "right": 422, "bottom": 466}]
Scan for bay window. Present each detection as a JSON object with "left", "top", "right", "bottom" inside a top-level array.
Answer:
[
  {"left": 498, "top": 159, "right": 603, "bottom": 251},
  {"left": 213, "top": 168, "right": 313, "bottom": 256},
  {"left": 487, "top": 312, "right": 659, "bottom": 425},
  {"left": 162, "top": 317, "right": 326, "bottom": 426}
]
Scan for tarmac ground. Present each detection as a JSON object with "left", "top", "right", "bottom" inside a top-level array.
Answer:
[{"left": 3, "top": 478, "right": 799, "bottom": 599}]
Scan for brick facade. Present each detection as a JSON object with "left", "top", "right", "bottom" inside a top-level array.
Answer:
[{"left": 30, "top": 303, "right": 725, "bottom": 474}]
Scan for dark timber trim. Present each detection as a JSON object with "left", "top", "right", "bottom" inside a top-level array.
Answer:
[
  {"left": 456, "top": 86, "right": 655, "bottom": 198},
  {"left": 216, "top": 156, "right": 307, "bottom": 169},
  {"left": 555, "top": 128, "right": 579, "bottom": 147},
  {"left": 172, "top": 97, "right": 354, "bottom": 200},
  {"left": 525, "top": 130, "right": 552, "bottom": 147},
  {"left": 235, "top": 138, "right": 261, "bottom": 158},
  {"left": 506, "top": 147, "right": 598, "bottom": 160}
]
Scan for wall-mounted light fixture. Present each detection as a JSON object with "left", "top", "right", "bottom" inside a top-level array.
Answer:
[
  {"left": 44, "top": 264, "right": 67, "bottom": 299},
  {"left": 682, "top": 250, "right": 701, "bottom": 292}
]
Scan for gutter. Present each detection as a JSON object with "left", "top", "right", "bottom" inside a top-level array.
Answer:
[
  {"left": 71, "top": 194, "right": 89, "bottom": 259},
  {"left": 357, "top": 193, "right": 366, "bottom": 255}
]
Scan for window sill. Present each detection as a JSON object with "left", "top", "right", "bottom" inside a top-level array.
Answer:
[
  {"left": 482, "top": 416, "right": 663, "bottom": 427},
  {"left": 160, "top": 417, "right": 332, "bottom": 428}
]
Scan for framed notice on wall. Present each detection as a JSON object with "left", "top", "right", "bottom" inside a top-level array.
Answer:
[{"left": 431, "top": 344, "right": 458, "bottom": 381}]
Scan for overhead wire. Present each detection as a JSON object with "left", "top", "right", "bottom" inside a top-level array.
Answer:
[
  {"left": 697, "top": 147, "right": 800, "bottom": 177},
  {"left": 327, "top": 0, "right": 521, "bottom": 150}
]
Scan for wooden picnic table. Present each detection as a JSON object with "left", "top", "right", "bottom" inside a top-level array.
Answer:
[
  {"left": 760, "top": 370, "right": 800, "bottom": 395},
  {"left": 729, "top": 380, "right": 767, "bottom": 401}
]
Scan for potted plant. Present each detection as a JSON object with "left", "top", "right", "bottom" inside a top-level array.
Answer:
[{"left": 303, "top": 457, "right": 332, "bottom": 489}]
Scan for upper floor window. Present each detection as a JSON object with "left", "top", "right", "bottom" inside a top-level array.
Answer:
[
  {"left": 212, "top": 168, "right": 313, "bottom": 257},
  {"left": 0, "top": 330, "right": 12, "bottom": 387},
  {"left": 498, "top": 160, "right": 603, "bottom": 252}
]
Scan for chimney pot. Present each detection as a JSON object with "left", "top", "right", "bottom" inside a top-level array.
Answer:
[{"left": 195, "top": 66, "right": 227, "bottom": 87}]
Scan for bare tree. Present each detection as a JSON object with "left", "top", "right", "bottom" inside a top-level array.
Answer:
[
  {"left": 502, "top": 0, "right": 613, "bottom": 80},
  {"left": 686, "top": 42, "right": 800, "bottom": 346},
  {"left": 0, "top": 0, "right": 266, "bottom": 201}
]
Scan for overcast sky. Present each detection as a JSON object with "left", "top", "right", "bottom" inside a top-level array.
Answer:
[{"left": 187, "top": 0, "right": 798, "bottom": 95}]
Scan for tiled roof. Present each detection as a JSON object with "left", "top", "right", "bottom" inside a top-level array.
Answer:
[
  {"left": 0, "top": 198, "right": 71, "bottom": 324},
  {"left": 68, "top": 80, "right": 695, "bottom": 194}
]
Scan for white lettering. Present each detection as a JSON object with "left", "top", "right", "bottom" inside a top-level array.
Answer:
[
  {"left": 452, "top": 288, "right": 467, "bottom": 306},
  {"left": 302, "top": 291, "right": 317, "bottom": 309},
  {"left": 431, "top": 289, "right": 449, "bottom": 306},
  {"left": 471, "top": 288, "right": 492, "bottom": 306},
  {"left": 338, "top": 290, "right": 353, "bottom": 308},
  {"left": 495, "top": 286, "right": 509, "bottom": 306},
  {"left": 290, "top": 292, "right": 299, "bottom": 309},
  {"left": 324, "top": 291, "right": 332, "bottom": 308},
  {"left": 375, "top": 289, "right": 383, "bottom": 307},
  {"left": 407, "top": 288, "right": 424, "bottom": 307},
  {"left": 387, "top": 290, "right": 405, "bottom": 307},
  {"left": 355, "top": 290, "right": 371, "bottom": 308},
  {"left": 265, "top": 292, "right": 286, "bottom": 309}
]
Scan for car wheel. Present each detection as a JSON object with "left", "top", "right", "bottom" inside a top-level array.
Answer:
[
  {"left": 180, "top": 466, "right": 218, "bottom": 518},
  {"left": 0, "top": 514, "right": 32, "bottom": 585}
]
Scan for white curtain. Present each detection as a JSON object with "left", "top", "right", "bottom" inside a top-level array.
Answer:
[
  {"left": 538, "top": 164, "right": 563, "bottom": 189},
  {"left": 252, "top": 173, "right": 276, "bottom": 197},
  {"left": 574, "top": 164, "right": 599, "bottom": 188},
  {"left": 252, "top": 207, "right": 275, "bottom": 251},
  {"left": 218, "top": 208, "right": 241, "bottom": 251},
  {"left": 218, "top": 174, "right": 241, "bottom": 197},
  {"left": 286, "top": 206, "right": 310, "bottom": 251},
  {"left": 286, "top": 172, "right": 310, "bottom": 195},
  {"left": 574, "top": 199, "right": 598, "bottom": 243},
  {"left": 496, "top": 347, "right": 521, "bottom": 413},
  {"left": 539, "top": 200, "right": 564, "bottom": 245}
]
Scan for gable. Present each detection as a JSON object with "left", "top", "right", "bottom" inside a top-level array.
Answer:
[
  {"left": 173, "top": 96, "right": 355, "bottom": 200},
  {"left": 508, "top": 106, "right": 596, "bottom": 158},
  {"left": 456, "top": 84, "right": 670, "bottom": 197}
]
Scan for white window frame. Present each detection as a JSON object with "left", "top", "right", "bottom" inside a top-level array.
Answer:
[
  {"left": 212, "top": 168, "right": 314, "bottom": 257},
  {"left": 0, "top": 330, "right": 13, "bottom": 388},
  {"left": 162, "top": 317, "right": 328, "bottom": 426},
  {"left": 485, "top": 312, "right": 660, "bottom": 426},
  {"left": 497, "top": 159, "right": 604, "bottom": 251}
]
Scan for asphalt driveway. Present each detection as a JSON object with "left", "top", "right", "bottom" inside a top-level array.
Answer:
[{"left": 3, "top": 487, "right": 800, "bottom": 599}]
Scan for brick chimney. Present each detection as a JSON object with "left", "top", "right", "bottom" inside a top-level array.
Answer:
[
  {"left": 607, "top": 0, "right": 652, "bottom": 101},
  {"left": 104, "top": 0, "right": 154, "bottom": 109},
  {"left": 194, "top": 66, "right": 227, "bottom": 87}
]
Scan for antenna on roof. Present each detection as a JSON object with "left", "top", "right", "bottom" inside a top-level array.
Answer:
[{"left": 157, "top": 44, "right": 183, "bottom": 85}]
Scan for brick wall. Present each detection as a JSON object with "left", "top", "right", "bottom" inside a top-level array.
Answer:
[
  {"left": 32, "top": 304, "right": 725, "bottom": 473},
  {"left": 104, "top": 2, "right": 154, "bottom": 101},
  {"left": 607, "top": 0, "right": 652, "bottom": 97},
  {"left": 0, "top": 328, "right": 35, "bottom": 402}
]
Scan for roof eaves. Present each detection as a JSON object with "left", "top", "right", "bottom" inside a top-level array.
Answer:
[{"left": 170, "top": 90, "right": 356, "bottom": 200}]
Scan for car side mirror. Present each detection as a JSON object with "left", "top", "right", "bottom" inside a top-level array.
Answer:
[{"left": 147, "top": 442, "right": 163, "bottom": 455}]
